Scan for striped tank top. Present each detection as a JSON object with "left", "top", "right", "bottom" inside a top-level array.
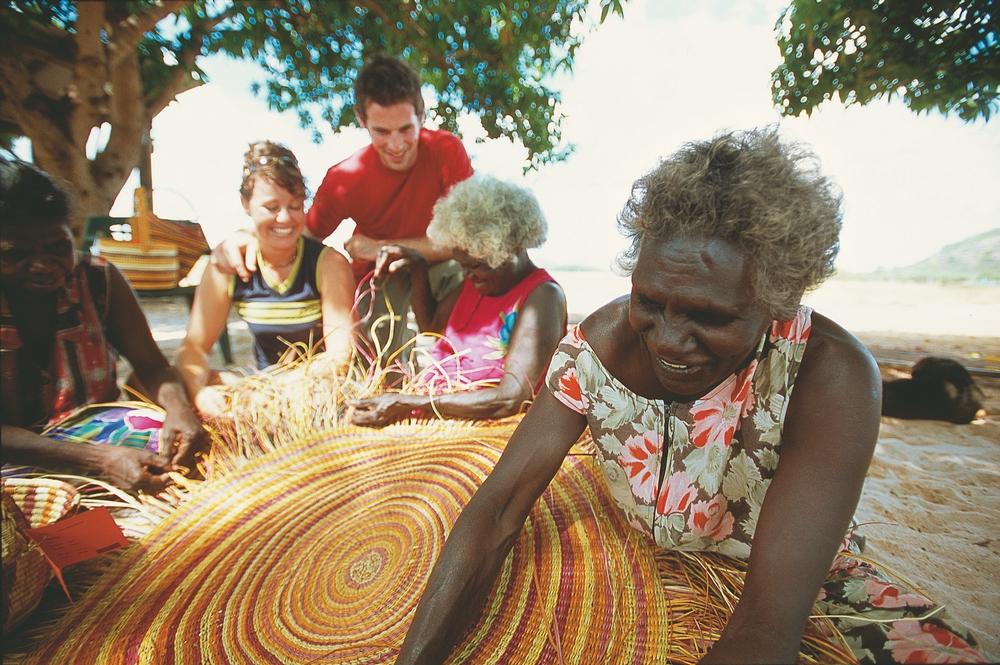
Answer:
[{"left": 230, "top": 237, "right": 328, "bottom": 368}]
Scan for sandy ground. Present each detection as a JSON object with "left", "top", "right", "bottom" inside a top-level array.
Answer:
[{"left": 140, "top": 276, "right": 1000, "bottom": 658}]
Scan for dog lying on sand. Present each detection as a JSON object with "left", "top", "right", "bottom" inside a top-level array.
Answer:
[{"left": 882, "top": 357, "right": 985, "bottom": 424}]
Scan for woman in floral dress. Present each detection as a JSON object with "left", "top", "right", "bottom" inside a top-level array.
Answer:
[
  {"left": 394, "top": 129, "right": 987, "bottom": 664},
  {"left": 350, "top": 174, "right": 567, "bottom": 425}
]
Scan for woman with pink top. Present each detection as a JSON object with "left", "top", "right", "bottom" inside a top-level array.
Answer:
[{"left": 349, "top": 174, "right": 567, "bottom": 426}]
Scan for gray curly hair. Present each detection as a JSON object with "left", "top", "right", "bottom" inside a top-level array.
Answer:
[
  {"left": 428, "top": 174, "right": 547, "bottom": 268},
  {"left": 617, "top": 127, "right": 843, "bottom": 321}
]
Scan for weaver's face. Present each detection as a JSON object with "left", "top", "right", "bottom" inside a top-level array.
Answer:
[{"left": 0, "top": 222, "right": 76, "bottom": 294}]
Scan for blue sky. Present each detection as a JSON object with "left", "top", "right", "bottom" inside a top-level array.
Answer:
[{"left": 93, "top": 0, "right": 999, "bottom": 274}]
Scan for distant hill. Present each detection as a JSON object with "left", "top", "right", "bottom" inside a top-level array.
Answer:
[{"left": 840, "top": 228, "right": 1000, "bottom": 284}]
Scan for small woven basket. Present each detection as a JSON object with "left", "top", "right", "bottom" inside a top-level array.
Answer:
[{"left": 1, "top": 478, "right": 81, "bottom": 635}]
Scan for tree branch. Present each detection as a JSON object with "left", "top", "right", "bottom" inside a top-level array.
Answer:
[
  {"left": 145, "top": 6, "right": 236, "bottom": 117},
  {"left": 0, "top": 54, "right": 61, "bottom": 139},
  {"left": 356, "top": 0, "right": 428, "bottom": 40},
  {"left": 110, "top": 0, "right": 193, "bottom": 68},
  {"left": 146, "top": 65, "right": 203, "bottom": 119}
]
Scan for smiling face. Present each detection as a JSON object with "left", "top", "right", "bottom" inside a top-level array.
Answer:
[
  {"left": 359, "top": 101, "right": 422, "bottom": 172},
  {"left": 242, "top": 178, "right": 306, "bottom": 253},
  {"left": 628, "top": 235, "right": 772, "bottom": 401},
  {"left": 0, "top": 222, "right": 76, "bottom": 296},
  {"left": 453, "top": 249, "right": 525, "bottom": 297}
]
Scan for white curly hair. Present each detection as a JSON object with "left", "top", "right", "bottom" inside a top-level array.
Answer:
[{"left": 427, "top": 174, "right": 547, "bottom": 268}]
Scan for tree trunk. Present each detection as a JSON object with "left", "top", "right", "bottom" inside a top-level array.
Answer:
[{"left": 1, "top": 2, "right": 150, "bottom": 242}]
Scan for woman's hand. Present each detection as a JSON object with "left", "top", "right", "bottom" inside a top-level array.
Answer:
[
  {"left": 194, "top": 386, "right": 229, "bottom": 418},
  {"left": 94, "top": 446, "right": 175, "bottom": 494},
  {"left": 373, "top": 245, "right": 428, "bottom": 281},
  {"left": 349, "top": 394, "right": 420, "bottom": 428},
  {"left": 160, "top": 405, "right": 209, "bottom": 470}
]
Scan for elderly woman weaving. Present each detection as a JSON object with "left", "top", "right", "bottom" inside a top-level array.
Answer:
[
  {"left": 395, "top": 129, "right": 987, "bottom": 664},
  {"left": 350, "top": 175, "right": 566, "bottom": 425},
  {"left": 1, "top": 159, "right": 206, "bottom": 494}
]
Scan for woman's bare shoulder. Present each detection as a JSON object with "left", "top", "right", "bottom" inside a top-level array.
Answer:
[
  {"left": 577, "top": 296, "right": 650, "bottom": 385},
  {"left": 804, "top": 311, "right": 878, "bottom": 374},
  {"left": 793, "top": 310, "right": 882, "bottom": 416},
  {"left": 578, "top": 296, "right": 631, "bottom": 347}
]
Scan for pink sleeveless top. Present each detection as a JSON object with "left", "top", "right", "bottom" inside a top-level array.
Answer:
[{"left": 422, "top": 268, "right": 559, "bottom": 389}]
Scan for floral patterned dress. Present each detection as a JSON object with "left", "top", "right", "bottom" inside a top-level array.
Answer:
[{"left": 546, "top": 306, "right": 987, "bottom": 664}]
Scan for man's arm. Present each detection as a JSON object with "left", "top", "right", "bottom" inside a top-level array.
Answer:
[
  {"left": 344, "top": 234, "right": 452, "bottom": 265},
  {"left": 209, "top": 229, "right": 258, "bottom": 282}
]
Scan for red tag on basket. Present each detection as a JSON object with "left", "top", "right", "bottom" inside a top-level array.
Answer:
[
  {"left": 24, "top": 506, "right": 128, "bottom": 568},
  {"left": 24, "top": 506, "right": 129, "bottom": 602}
]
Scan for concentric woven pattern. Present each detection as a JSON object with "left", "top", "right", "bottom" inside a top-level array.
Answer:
[
  {"left": 2, "top": 479, "right": 80, "bottom": 636},
  {"left": 2, "top": 478, "right": 80, "bottom": 529},
  {"left": 2, "top": 490, "right": 51, "bottom": 636},
  {"left": 21, "top": 420, "right": 853, "bottom": 664}
]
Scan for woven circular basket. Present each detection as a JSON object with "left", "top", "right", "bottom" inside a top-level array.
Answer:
[
  {"left": 96, "top": 237, "right": 179, "bottom": 290},
  {"left": 2, "top": 478, "right": 80, "bottom": 635},
  {"left": 16, "top": 421, "right": 856, "bottom": 664}
]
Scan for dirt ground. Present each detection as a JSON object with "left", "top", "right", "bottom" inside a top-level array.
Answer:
[{"left": 137, "top": 276, "right": 1000, "bottom": 658}]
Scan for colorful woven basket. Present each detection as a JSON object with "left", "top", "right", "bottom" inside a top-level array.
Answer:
[
  {"left": 18, "top": 420, "right": 854, "bottom": 664},
  {"left": 147, "top": 217, "right": 209, "bottom": 281},
  {"left": 2, "top": 478, "right": 80, "bottom": 636},
  {"left": 96, "top": 189, "right": 179, "bottom": 291}
]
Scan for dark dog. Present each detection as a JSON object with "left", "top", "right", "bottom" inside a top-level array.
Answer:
[{"left": 882, "top": 357, "right": 984, "bottom": 424}]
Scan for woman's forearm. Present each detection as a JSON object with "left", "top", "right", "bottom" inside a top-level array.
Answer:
[
  {"left": 407, "top": 267, "right": 437, "bottom": 332},
  {"left": 132, "top": 357, "right": 199, "bottom": 422},
  {"left": 420, "top": 385, "right": 530, "bottom": 421},
  {"left": 174, "top": 340, "right": 214, "bottom": 401},
  {"left": 1, "top": 424, "right": 103, "bottom": 472},
  {"left": 396, "top": 489, "right": 522, "bottom": 664}
]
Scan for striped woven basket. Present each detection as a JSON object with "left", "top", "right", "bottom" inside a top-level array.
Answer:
[
  {"left": 148, "top": 217, "right": 209, "bottom": 281},
  {"left": 96, "top": 188, "right": 179, "bottom": 291},
  {"left": 95, "top": 238, "right": 178, "bottom": 290},
  {"left": 1, "top": 478, "right": 80, "bottom": 636},
  {"left": 18, "top": 419, "right": 855, "bottom": 664}
]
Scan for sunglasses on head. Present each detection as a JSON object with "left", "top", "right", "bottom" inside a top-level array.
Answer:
[{"left": 244, "top": 155, "right": 298, "bottom": 175}]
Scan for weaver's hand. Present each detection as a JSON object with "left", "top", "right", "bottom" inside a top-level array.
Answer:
[
  {"left": 373, "top": 245, "right": 428, "bottom": 281},
  {"left": 194, "top": 386, "right": 229, "bottom": 419},
  {"left": 96, "top": 446, "right": 175, "bottom": 494},
  {"left": 160, "top": 406, "right": 210, "bottom": 470},
  {"left": 349, "top": 395, "right": 418, "bottom": 428}
]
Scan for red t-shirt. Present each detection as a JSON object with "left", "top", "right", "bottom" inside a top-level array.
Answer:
[{"left": 306, "top": 128, "right": 473, "bottom": 283}]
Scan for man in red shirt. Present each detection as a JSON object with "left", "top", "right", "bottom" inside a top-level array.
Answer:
[{"left": 213, "top": 53, "right": 473, "bottom": 374}]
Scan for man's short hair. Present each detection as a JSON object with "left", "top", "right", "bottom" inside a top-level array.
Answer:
[{"left": 354, "top": 52, "right": 425, "bottom": 120}]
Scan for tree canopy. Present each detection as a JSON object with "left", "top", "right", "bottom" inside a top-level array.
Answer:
[
  {"left": 772, "top": 0, "right": 998, "bottom": 122},
  {"left": 0, "top": 0, "right": 618, "bottom": 236},
  {"left": 4, "top": 0, "right": 995, "bottom": 237}
]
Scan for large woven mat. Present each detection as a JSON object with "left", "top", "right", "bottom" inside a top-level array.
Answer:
[{"left": 21, "top": 419, "right": 853, "bottom": 664}]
